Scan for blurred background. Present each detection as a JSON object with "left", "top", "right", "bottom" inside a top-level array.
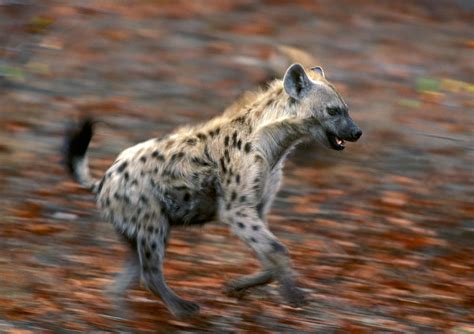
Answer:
[{"left": 0, "top": 0, "right": 472, "bottom": 332}]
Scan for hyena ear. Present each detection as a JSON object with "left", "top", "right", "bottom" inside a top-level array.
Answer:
[
  {"left": 283, "top": 63, "right": 312, "bottom": 100},
  {"left": 311, "top": 66, "right": 325, "bottom": 78}
]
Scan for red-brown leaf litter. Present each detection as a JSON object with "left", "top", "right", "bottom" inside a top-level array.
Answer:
[{"left": 0, "top": 1, "right": 472, "bottom": 332}]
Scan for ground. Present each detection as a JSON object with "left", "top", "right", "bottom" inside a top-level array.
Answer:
[{"left": 0, "top": 1, "right": 473, "bottom": 333}]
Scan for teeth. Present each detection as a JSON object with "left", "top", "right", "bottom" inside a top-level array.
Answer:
[{"left": 336, "top": 138, "right": 342, "bottom": 145}]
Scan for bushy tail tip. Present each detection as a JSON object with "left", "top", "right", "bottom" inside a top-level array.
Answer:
[{"left": 63, "top": 117, "right": 98, "bottom": 191}]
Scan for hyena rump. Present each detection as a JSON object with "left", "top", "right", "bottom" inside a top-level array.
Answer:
[{"left": 65, "top": 64, "right": 362, "bottom": 318}]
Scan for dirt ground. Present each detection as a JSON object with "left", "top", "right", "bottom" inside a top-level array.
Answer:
[{"left": 0, "top": 1, "right": 473, "bottom": 333}]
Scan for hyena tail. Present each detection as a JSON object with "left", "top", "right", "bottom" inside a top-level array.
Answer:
[{"left": 64, "top": 117, "right": 100, "bottom": 193}]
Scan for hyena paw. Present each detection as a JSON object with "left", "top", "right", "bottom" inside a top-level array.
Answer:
[
  {"left": 280, "top": 284, "right": 309, "bottom": 308},
  {"left": 223, "top": 280, "right": 248, "bottom": 298},
  {"left": 170, "top": 298, "right": 200, "bottom": 318}
]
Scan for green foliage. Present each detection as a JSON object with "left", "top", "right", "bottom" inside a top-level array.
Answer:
[{"left": 415, "top": 77, "right": 440, "bottom": 93}]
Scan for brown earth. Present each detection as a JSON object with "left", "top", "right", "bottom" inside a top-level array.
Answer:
[{"left": 0, "top": 1, "right": 473, "bottom": 333}]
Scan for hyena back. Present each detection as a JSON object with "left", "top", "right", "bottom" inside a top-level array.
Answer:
[{"left": 65, "top": 64, "right": 362, "bottom": 318}]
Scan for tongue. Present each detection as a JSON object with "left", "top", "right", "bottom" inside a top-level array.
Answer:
[{"left": 336, "top": 137, "right": 343, "bottom": 145}]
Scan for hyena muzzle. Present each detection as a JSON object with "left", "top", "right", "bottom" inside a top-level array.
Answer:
[{"left": 64, "top": 63, "right": 362, "bottom": 318}]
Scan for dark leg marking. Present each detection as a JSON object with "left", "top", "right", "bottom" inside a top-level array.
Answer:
[{"left": 271, "top": 240, "right": 288, "bottom": 254}]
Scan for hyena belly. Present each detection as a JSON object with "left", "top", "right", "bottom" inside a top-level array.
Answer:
[
  {"left": 156, "top": 174, "right": 220, "bottom": 226},
  {"left": 98, "top": 173, "right": 219, "bottom": 241}
]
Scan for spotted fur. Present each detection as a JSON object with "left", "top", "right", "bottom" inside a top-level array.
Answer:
[{"left": 64, "top": 63, "right": 362, "bottom": 318}]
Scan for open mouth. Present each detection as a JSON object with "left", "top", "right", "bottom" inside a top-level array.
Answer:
[{"left": 326, "top": 132, "right": 345, "bottom": 150}]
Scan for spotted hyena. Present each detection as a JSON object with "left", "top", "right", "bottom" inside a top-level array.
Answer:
[{"left": 65, "top": 64, "right": 362, "bottom": 318}]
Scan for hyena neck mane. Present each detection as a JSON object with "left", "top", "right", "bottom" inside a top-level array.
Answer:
[
  {"left": 228, "top": 80, "right": 311, "bottom": 168},
  {"left": 246, "top": 81, "right": 296, "bottom": 127}
]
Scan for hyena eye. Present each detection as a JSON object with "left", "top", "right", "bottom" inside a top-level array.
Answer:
[{"left": 327, "top": 107, "right": 339, "bottom": 116}]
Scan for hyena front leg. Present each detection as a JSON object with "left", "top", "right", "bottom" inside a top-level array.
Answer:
[
  {"left": 224, "top": 270, "right": 274, "bottom": 297},
  {"left": 257, "top": 168, "right": 283, "bottom": 219},
  {"left": 137, "top": 216, "right": 200, "bottom": 318},
  {"left": 223, "top": 208, "right": 308, "bottom": 307}
]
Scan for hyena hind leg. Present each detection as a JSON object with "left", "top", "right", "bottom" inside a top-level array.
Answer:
[
  {"left": 105, "top": 248, "right": 141, "bottom": 321},
  {"left": 109, "top": 250, "right": 141, "bottom": 297},
  {"left": 106, "top": 233, "right": 141, "bottom": 298},
  {"left": 137, "top": 217, "right": 200, "bottom": 318}
]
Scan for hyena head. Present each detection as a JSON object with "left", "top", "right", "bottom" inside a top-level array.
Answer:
[{"left": 283, "top": 63, "right": 362, "bottom": 150}]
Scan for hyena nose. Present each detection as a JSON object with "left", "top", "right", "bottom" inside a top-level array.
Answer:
[{"left": 352, "top": 128, "right": 362, "bottom": 141}]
